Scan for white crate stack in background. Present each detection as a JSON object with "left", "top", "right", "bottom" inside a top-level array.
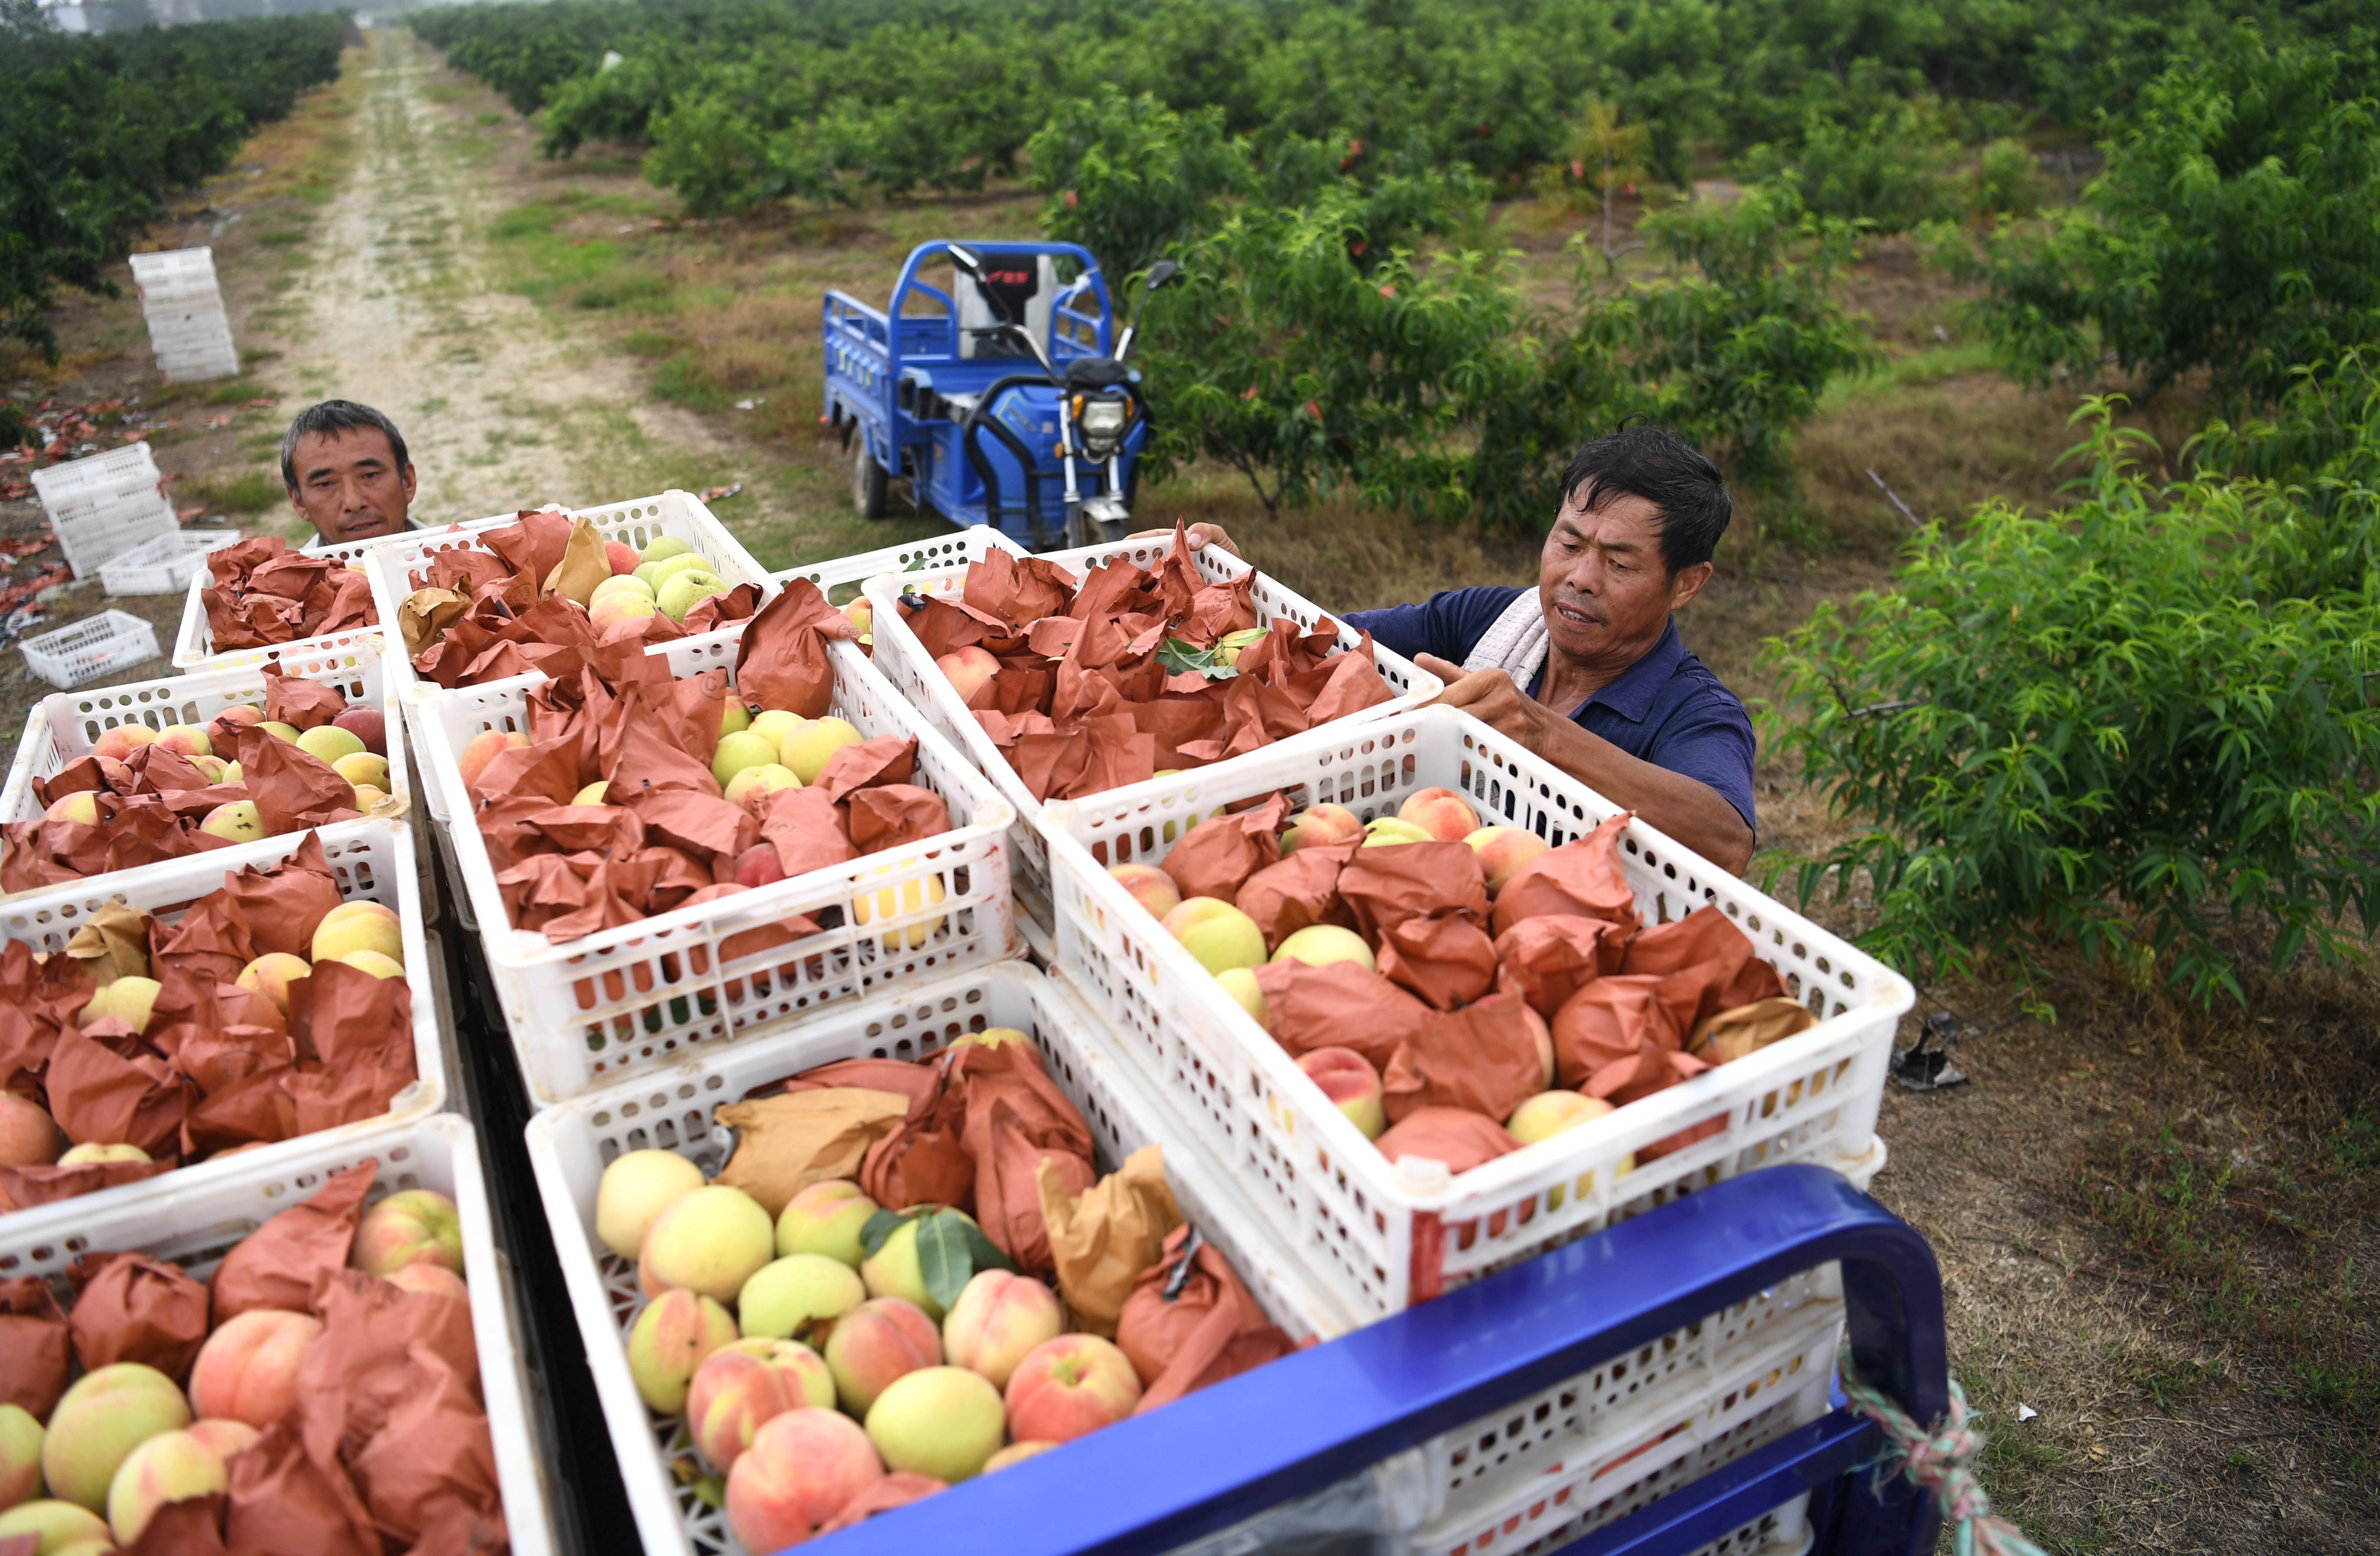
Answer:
[
  {"left": 129, "top": 246, "right": 240, "bottom": 383},
  {"left": 27, "top": 441, "right": 179, "bottom": 577}
]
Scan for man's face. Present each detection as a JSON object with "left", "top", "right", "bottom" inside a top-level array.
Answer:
[
  {"left": 287, "top": 428, "right": 414, "bottom": 544},
  {"left": 1537, "top": 486, "right": 1713, "bottom": 667}
]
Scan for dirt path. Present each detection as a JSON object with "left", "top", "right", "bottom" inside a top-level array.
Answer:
[{"left": 259, "top": 30, "right": 736, "bottom": 520}]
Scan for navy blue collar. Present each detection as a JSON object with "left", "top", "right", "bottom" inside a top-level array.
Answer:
[{"left": 1534, "top": 617, "right": 1684, "bottom": 724}]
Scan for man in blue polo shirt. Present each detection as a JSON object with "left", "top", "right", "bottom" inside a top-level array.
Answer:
[{"left": 1169, "top": 425, "right": 1756, "bottom": 873}]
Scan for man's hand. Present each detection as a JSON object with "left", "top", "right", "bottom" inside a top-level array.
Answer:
[
  {"left": 1124, "top": 522, "right": 1241, "bottom": 559},
  {"left": 1415, "top": 654, "right": 1555, "bottom": 753}
]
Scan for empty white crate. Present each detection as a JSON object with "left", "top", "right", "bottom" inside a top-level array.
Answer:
[
  {"left": 0, "top": 1111, "right": 554, "bottom": 1556},
  {"left": 129, "top": 245, "right": 221, "bottom": 302},
  {"left": 0, "top": 822, "right": 447, "bottom": 1225},
  {"left": 17, "top": 609, "right": 160, "bottom": 690},
  {"left": 864, "top": 537, "right": 1440, "bottom": 936},
  {"left": 29, "top": 443, "right": 178, "bottom": 577},
  {"left": 100, "top": 528, "right": 240, "bottom": 595},
  {"left": 1042, "top": 704, "right": 1913, "bottom": 1321},
  {"left": 419, "top": 635, "right": 1017, "bottom": 1104}
]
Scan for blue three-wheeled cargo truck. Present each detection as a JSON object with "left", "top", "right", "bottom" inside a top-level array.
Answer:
[{"left": 823, "top": 240, "right": 1181, "bottom": 551}]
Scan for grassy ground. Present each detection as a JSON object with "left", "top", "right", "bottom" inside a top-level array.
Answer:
[{"left": 1, "top": 30, "right": 2372, "bottom": 1551}]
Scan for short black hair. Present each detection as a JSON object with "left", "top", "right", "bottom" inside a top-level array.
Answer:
[
  {"left": 1556, "top": 423, "right": 1732, "bottom": 575},
  {"left": 281, "top": 400, "right": 410, "bottom": 491}
]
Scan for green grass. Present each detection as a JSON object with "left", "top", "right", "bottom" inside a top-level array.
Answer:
[
  {"left": 623, "top": 329, "right": 683, "bottom": 358},
  {"left": 1818, "top": 337, "right": 2001, "bottom": 410},
  {"left": 201, "top": 380, "right": 276, "bottom": 406},
  {"left": 258, "top": 227, "right": 308, "bottom": 246},
  {"left": 196, "top": 471, "right": 283, "bottom": 514},
  {"left": 574, "top": 270, "right": 669, "bottom": 310}
]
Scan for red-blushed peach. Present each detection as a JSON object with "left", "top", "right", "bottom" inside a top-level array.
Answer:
[
  {"left": 1215, "top": 967, "right": 1269, "bottom": 1029},
  {"left": 0, "top": 1500, "right": 110, "bottom": 1551},
  {"left": 775, "top": 1180, "right": 879, "bottom": 1268},
  {"left": 1002, "top": 1335, "right": 1142, "bottom": 1446},
  {"left": 331, "top": 707, "right": 387, "bottom": 756},
  {"left": 643, "top": 1185, "right": 776, "bottom": 1303},
  {"left": 595, "top": 1149, "right": 706, "bottom": 1260},
  {"left": 1522, "top": 1003, "right": 1556, "bottom": 1088},
  {"left": 825, "top": 1297, "right": 942, "bottom": 1415},
  {"left": 865, "top": 1367, "right": 1006, "bottom": 1481},
  {"left": 42, "top": 792, "right": 98, "bottom": 826},
  {"left": 105, "top": 1429, "right": 226, "bottom": 1545},
  {"left": 387, "top": 1264, "right": 470, "bottom": 1304},
  {"left": 40, "top": 1363, "right": 192, "bottom": 1511},
  {"left": 1398, "top": 786, "right": 1480, "bottom": 843},
  {"left": 57, "top": 1142, "right": 148, "bottom": 1166},
  {"left": 737, "top": 1255, "right": 864, "bottom": 1345},
  {"left": 91, "top": 725, "right": 158, "bottom": 763},
  {"left": 151, "top": 724, "right": 211, "bottom": 759},
  {"left": 311, "top": 901, "right": 402, "bottom": 966},
  {"left": 1160, "top": 897, "right": 1266, "bottom": 975},
  {"left": 182, "top": 1421, "right": 261, "bottom": 1463},
  {"left": 1297, "top": 1047, "right": 1386, "bottom": 1139},
  {"left": 1465, "top": 826, "right": 1551, "bottom": 897},
  {"left": 724, "top": 1408, "right": 884, "bottom": 1553},
  {"left": 605, "top": 540, "right": 642, "bottom": 575},
  {"left": 1361, "top": 816, "right": 1434, "bottom": 847},
  {"left": 352, "top": 1189, "right": 464, "bottom": 1276},
  {"left": 234, "top": 952, "right": 312, "bottom": 1015},
  {"left": 1280, "top": 803, "right": 1362, "bottom": 853},
  {"left": 457, "top": 730, "right": 529, "bottom": 790},
  {"left": 779, "top": 717, "right": 862, "bottom": 786},
  {"left": 982, "top": 1440, "right": 1057, "bottom": 1473},
  {"left": 626, "top": 1288, "right": 740, "bottom": 1414},
  {"left": 187, "top": 1309, "right": 323, "bottom": 1429},
  {"left": 0, "top": 1402, "right": 42, "bottom": 1509},
  {"left": 1270, "top": 924, "right": 1375, "bottom": 971},
  {"left": 941, "top": 1271, "right": 1064, "bottom": 1391},
  {"left": 77, "top": 976, "right": 161, "bottom": 1034},
  {"left": 0, "top": 1094, "right": 60, "bottom": 1168},
  {"left": 934, "top": 646, "right": 998, "bottom": 703},
  {"left": 687, "top": 1339, "right": 836, "bottom": 1471},
  {"left": 1507, "top": 1091, "right": 1618, "bottom": 1145},
  {"left": 733, "top": 843, "right": 787, "bottom": 889},
  {"left": 1106, "top": 863, "right": 1181, "bottom": 921}
]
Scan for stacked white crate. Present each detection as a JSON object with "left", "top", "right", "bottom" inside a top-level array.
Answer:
[
  {"left": 129, "top": 246, "right": 239, "bottom": 382},
  {"left": 27, "top": 441, "right": 179, "bottom": 577}
]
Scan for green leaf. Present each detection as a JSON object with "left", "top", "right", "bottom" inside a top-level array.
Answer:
[
  {"left": 1158, "top": 637, "right": 1236, "bottom": 680},
  {"left": 915, "top": 1210, "right": 977, "bottom": 1312},
  {"left": 957, "top": 1220, "right": 1018, "bottom": 1279}
]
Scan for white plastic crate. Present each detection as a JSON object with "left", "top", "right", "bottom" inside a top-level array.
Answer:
[
  {"left": 522, "top": 962, "right": 1349, "bottom": 1556},
  {"left": 3, "top": 635, "right": 407, "bottom": 826},
  {"left": 364, "top": 490, "right": 779, "bottom": 715},
  {"left": 172, "top": 531, "right": 393, "bottom": 671},
  {"left": 129, "top": 245, "right": 219, "bottom": 301},
  {"left": 30, "top": 444, "right": 178, "bottom": 577},
  {"left": 0, "top": 1112, "right": 555, "bottom": 1556},
  {"left": 864, "top": 537, "right": 1440, "bottom": 936},
  {"left": 524, "top": 960, "right": 1849, "bottom": 1556},
  {"left": 0, "top": 821, "right": 447, "bottom": 1224},
  {"left": 17, "top": 609, "right": 160, "bottom": 690},
  {"left": 99, "top": 528, "right": 240, "bottom": 596},
  {"left": 420, "top": 635, "right": 1018, "bottom": 1104},
  {"left": 158, "top": 355, "right": 240, "bottom": 385},
  {"left": 1041, "top": 705, "right": 1913, "bottom": 1321},
  {"left": 770, "top": 525, "right": 1025, "bottom": 600}
]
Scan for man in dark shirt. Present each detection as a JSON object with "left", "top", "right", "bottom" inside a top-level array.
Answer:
[{"left": 1170, "top": 425, "right": 1757, "bottom": 872}]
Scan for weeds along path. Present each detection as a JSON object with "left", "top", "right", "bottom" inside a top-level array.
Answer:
[{"left": 270, "top": 30, "right": 734, "bottom": 521}]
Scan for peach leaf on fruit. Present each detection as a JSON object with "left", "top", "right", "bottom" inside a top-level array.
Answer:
[{"left": 858, "top": 1206, "right": 1012, "bottom": 1320}]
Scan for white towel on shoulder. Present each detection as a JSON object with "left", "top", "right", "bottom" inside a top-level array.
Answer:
[{"left": 1461, "top": 589, "right": 1549, "bottom": 690}]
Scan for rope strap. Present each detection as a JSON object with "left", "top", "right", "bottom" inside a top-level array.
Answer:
[{"left": 1834, "top": 1338, "right": 2046, "bottom": 1556}]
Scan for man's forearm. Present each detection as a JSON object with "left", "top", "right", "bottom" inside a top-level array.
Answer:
[{"left": 1523, "top": 717, "right": 1756, "bottom": 874}]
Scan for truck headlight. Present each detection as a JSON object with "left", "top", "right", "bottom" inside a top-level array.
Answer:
[{"left": 1077, "top": 395, "right": 1130, "bottom": 459}]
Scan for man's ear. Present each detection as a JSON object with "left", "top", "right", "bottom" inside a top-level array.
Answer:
[
  {"left": 1667, "top": 560, "right": 1715, "bottom": 611},
  {"left": 400, "top": 462, "right": 418, "bottom": 507}
]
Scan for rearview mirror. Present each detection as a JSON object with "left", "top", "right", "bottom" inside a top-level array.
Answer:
[{"left": 1144, "top": 259, "right": 1182, "bottom": 291}]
